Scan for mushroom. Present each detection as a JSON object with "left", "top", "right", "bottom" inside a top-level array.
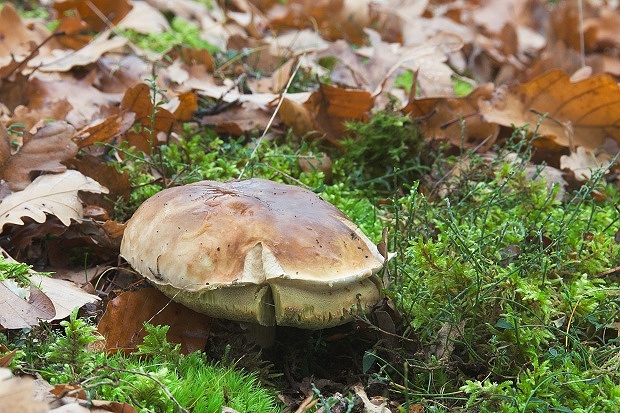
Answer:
[{"left": 120, "top": 178, "right": 384, "bottom": 344}]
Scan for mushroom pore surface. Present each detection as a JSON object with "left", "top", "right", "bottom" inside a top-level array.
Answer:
[{"left": 120, "top": 178, "right": 384, "bottom": 328}]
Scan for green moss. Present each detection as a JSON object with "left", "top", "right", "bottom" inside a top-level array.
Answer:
[
  {"left": 118, "top": 16, "right": 219, "bottom": 54},
  {"left": 9, "top": 321, "right": 281, "bottom": 412},
  {"left": 385, "top": 132, "right": 620, "bottom": 410}
]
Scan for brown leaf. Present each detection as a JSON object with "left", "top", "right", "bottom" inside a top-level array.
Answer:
[
  {"left": 479, "top": 69, "right": 620, "bottom": 150},
  {"left": 98, "top": 288, "right": 212, "bottom": 355},
  {"left": 120, "top": 83, "right": 153, "bottom": 121},
  {"left": 27, "top": 67, "right": 121, "bottom": 128},
  {"left": 403, "top": 83, "right": 498, "bottom": 149},
  {"left": 166, "top": 46, "right": 215, "bottom": 72},
  {"left": 170, "top": 92, "right": 198, "bottom": 122},
  {"left": 200, "top": 102, "right": 272, "bottom": 136},
  {"left": 117, "top": 0, "right": 170, "bottom": 35},
  {"left": 121, "top": 83, "right": 176, "bottom": 135},
  {"left": 53, "top": 16, "right": 91, "bottom": 49},
  {"left": 0, "top": 123, "right": 9, "bottom": 166},
  {"left": 73, "top": 112, "right": 135, "bottom": 149},
  {"left": 0, "top": 72, "right": 32, "bottom": 112},
  {"left": 33, "top": 31, "right": 127, "bottom": 72},
  {"left": 0, "top": 5, "right": 40, "bottom": 64},
  {"left": 64, "top": 155, "right": 131, "bottom": 211},
  {"left": 305, "top": 83, "right": 373, "bottom": 144},
  {"left": 265, "top": 0, "right": 370, "bottom": 44},
  {"left": 12, "top": 99, "right": 73, "bottom": 132},
  {"left": 0, "top": 368, "right": 48, "bottom": 413},
  {"left": 0, "top": 121, "right": 78, "bottom": 191},
  {"left": 0, "top": 170, "right": 108, "bottom": 232},
  {"left": 0, "top": 348, "right": 17, "bottom": 368},
  {"left": 50, "top": 383, "right": 87, "bottom": 399},
  {"left": 53, "top": 0, "right": 133, "bottom": 33},
  {"left": 33, "top": 274, "right": 100, "bottom": 322},
  {"left": 560, "top": 146, "right": 612, "bottom": 181},
  {"left": 279, "top": 97, "right": 315, "bottom": 137},
  {"left": 0, "top": 282, "right": 55, "bottom": 329}
]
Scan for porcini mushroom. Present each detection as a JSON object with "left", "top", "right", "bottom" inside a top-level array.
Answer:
[{"left": 120, "top": 178, "right": 384, "bottom": 341}]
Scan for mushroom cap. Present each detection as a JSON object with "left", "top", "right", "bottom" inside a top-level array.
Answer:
[{"left": 120, "top": 178, "right": 384, "bottom": 328}]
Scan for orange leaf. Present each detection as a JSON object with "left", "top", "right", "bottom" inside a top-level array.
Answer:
[
  {"left": 403, "top": 83, "right": 498, "bottom": 149},
  {"left": 53, "top": 0, "right": 133, "bottom": 33},
  {"left": 120, "top": 83, "right": 153, "bottom": 121},
  {"left": 97, "top": 288, "right": 212, "bottom": 355},
  {"left": 479, "top": 69, "right": 620, "bottom": 150},
  {"left": 279, "top": 97, "right": 316, "bottom": 137},
  {"left": 172, "top": 92, "right": 198, "bottom": 122},
  {"left": 73, "top": 112, "right": 135, "bottom": 148},
  {"left": 305, "top": 83, "right": 373, "bottom": 144}
]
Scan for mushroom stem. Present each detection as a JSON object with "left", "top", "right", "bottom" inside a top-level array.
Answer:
[{"left": 244, "top": 323, "right": 276, "bottom": 348}]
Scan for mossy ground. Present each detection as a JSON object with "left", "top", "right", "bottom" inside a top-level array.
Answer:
[
  {"left": 6, "top": 114, "right": 620, "bottom": 412},
  {"left": 2, "top": 2, "right": 620, "bottom": 412}
]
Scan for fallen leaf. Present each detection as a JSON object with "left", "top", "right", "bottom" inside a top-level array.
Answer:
[
  {"left": 278, "top": 97, "right": 315, "bottom": 137},
  {"left": 0, "top": 170, "right": 108, "bottom": 232},
  {"left": 53, "top": 0, "right": 133, "bottom": 33},
  {"left": 0, "top": 123, "right": 9, "bottom": 166},
  {"left": 33, "top": 274, "right": 100, "bottom": 321},
  {"left": 98, "top": 288, "right": 212, "bottom": 355},
  {"left": 305, "top": 83, "right": 373, "bottom": 144},
  {"left": 117, "top": 1, "right": 169, "bottom": 34},
  {"left": 32, "top": 31, "right": 127, "bottom": 72},
  {"left": 73, "top": 112, "right": 135, "bottom": 149},
  {"left": 0, "top": 4, "right": 44, "bottom": 65},
  {"left": 264, "top": 0, "right": 370, "bottom": 44},
  {"left": 403, "top": 83, "right": 498, "bottom": 149},
  {"left": 0, "top": 348, "right": 17, "bottom": 368},
  {"left": 353, "top": 384, "right": 391, "bottom": 413},
  {"left": 479, "top": 69, "right": 620, "bottom": 151},
  {"left": 560, "top": 146, "right": 612, "bottom": 181},
  {"left": 28, "top": 74, "right": 122, "bottom": 129},
  {"left": 0, "top": 368, "right": 48, "bottom": 413},
  {"left": 200, "top": 102, "right": 273, "bottom": 136},
  {"left": 0, "top": 121, "right": 78, "bottom": 191},
  {"left": 0, "top": 282, "right": 55, "bottom": 329}
]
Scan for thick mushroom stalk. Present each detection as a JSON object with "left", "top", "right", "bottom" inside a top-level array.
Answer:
[{"left": 120, "top": 178, "right": 385, "bottom": 335}]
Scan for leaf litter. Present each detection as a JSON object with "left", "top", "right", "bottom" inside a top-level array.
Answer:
[{"left": 1, "top": 0, "right": 620, "bottom": 411}]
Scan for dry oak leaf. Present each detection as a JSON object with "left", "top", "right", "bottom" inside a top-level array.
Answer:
[
  {"left": 560, "top": 146, "right": 612, "bottom": 181},
  {"left": 0, "top": 170, "right": 108, "bottom": 232},
  {"left": 0, "top": 121, "right": 78, "bottom": 191},
  {"left": 0, "top": 4, "right": 45, "bottom": 65},
  {"left": 403, "top": 83, "right": 498, "bottom": 149},
  {"left": 479, "top": 69, "right": 620, "bottom": 151}
]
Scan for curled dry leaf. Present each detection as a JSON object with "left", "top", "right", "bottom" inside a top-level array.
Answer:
[
  {"left": 0, "top": 170, "right": 109, "bottom": 232},
  {"left": 32, "top": 274, "right": 100, "bottom": 322}
]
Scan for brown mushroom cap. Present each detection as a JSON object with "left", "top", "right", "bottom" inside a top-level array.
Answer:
[{"left": 120, "top": 178, "right": 384, "bottom": 328}]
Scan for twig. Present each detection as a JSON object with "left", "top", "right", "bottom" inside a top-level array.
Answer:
[{"left": 238, "top": 58, "right": 302, "bottom": 179}]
